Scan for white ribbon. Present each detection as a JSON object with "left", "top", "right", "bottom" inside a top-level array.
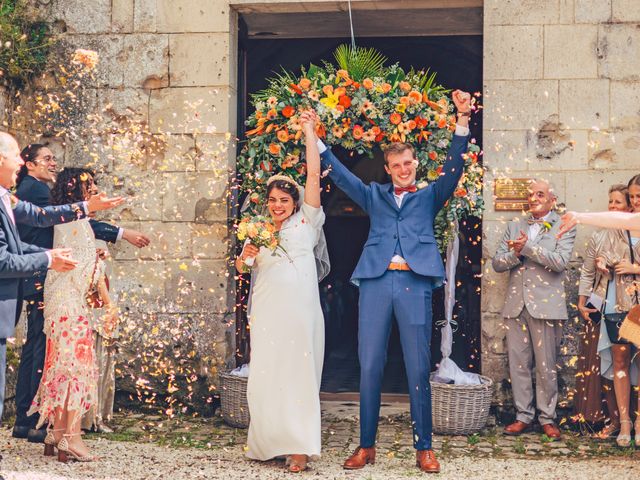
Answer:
[{"left": 441, "top": 222, "right": 459, "bottom": 359}]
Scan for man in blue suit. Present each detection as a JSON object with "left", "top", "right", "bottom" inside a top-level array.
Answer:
[
  {"left": 301, "top": 90, "right": 471, "bottom": 473},
  {"left": 0, "top": 131, "right": 123, "bottom": 427},
  {"left": 11, "top": 143, "right": 150, "bottom": 442}
]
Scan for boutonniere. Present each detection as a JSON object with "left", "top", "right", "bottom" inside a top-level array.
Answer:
[
  {"left": 541, "top": 221, "right": 552, "bottom": 232},
  {"left": 416, "top": 181, "right": 428, "bottom": 190}
]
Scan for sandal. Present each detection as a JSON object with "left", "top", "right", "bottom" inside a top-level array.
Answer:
[
  {"left": 57, "top": 433, "right": 99, "bottom": 463},
  {"left": 616, "top": 420, "right": 632, "bottom": 447},
  {"left": 592, "top": 423, "right": 620, "bottom": 440},
  {"left": 287, "top": 454, "right": 308, "bottom": 473}
]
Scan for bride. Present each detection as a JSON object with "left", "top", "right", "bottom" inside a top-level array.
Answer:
[{"left": 235, "top": 112, "right": 329, "bottom": 472}]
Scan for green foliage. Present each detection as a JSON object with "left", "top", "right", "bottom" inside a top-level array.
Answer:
[
  {"left": 409, "top": 67, "right": 449, "bottom": 98},
  {"left": 334, "top": 44, "right": 387, "bottom": 81},
  {"left": 0, "top": 0, "right": 52, "bottom": 87}
]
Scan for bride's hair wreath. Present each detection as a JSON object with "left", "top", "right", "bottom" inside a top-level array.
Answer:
[{"left": 266, "top": 174, "right": 301, "bottom": 210}]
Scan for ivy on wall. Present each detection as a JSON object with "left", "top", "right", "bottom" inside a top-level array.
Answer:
[{"left": 0, "top": 0, "right": 52, "bottom": 88}]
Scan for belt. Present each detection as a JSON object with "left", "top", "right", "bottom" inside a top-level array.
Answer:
[{"left": 388, "top": 262, "right": 411, "bottom": 271}]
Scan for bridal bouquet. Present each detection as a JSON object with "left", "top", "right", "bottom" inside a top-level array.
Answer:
[{"left": 236, "top": 215, "right": 280, "bottom": 266}]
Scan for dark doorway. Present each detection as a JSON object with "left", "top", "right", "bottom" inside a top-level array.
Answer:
[{"left": 237, "top": 34, "right": 483, "bottom": 394}]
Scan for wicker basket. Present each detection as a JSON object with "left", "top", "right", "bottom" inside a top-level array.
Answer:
[
  {"left": 430, "top": 374, "right": 493, "bottom": 435},
  {"left": 219, "top": 372, "right": 250, "bottom": 428}
]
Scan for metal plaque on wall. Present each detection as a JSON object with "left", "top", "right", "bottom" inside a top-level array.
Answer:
[{"left": 494, "top": 178, "right": 530, "bottom": 211}]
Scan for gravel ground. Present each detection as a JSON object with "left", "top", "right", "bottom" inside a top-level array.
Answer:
[{"left": 1, "top": 431, "right": 638, "bottom": 480}]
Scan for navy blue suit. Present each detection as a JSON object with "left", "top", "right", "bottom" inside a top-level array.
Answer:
[
  {"left": 13, "top": 175, "right": 120, "bottom": 429},
  {"left": 0, "top": 193, "right": 88, "bottom": 422},
  {"left": 320, "top": 133, "right": 469, "bottom": 450}
]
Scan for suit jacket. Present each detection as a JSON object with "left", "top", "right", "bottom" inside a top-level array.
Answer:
[
  {"left": 320, "top": 133, "right": 469, "bottom": 287},
  {"left": 0, "top": 195, "right": 88, "bottom": 338},
  {"left": 492, "top": 211, "right": 576, "bottom": 320},
  {"left": 16, "top": 175, "right": 120, "bottom": 296}
]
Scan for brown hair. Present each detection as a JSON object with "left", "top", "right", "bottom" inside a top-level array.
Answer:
[
  {"left": 16, "top": 143, "right": 47, "bottom": 187},
  {"left": 628, "top": 174, "right": 640, "bottom": 189},
  {"left": 382, "top": 142, "right": 415, "bottom": 164},
  {"left": 266, "top": 179, "right": 300, "bottom": 208}
]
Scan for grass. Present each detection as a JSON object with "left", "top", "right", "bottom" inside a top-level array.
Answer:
[
  {"left": 467, "top": 433, "right": 481, "bottom": 446},
  {"left": 513, "top": 437, "right": 526, "bottom": 455}
]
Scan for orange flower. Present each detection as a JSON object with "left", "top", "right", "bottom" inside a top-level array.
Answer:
[
  {"left": 437, "top": 117, "right": 447, "bottom": 129},
  {"left": 353, "top": 81, "right": 361, "bottom": 89},
  {"left": 399, "top": 81, "right": 411, "bottom": 92},
  {"left": 454, "top": 188, "right": 467, "bottom": 198},
  {"left": 352, "top": 125, "right": 364, "bottom": 140},
  {"left": 334, "top": 86, "right": 346, "bottom": 97},
  {"left": 336, "top": 104, "right": 345, "bottom": 113},
  {"left": 408, "top": 90, "right": 422, "bottom": 104},
  {"left": 281, "top": 105, "right": 295, "bottom": 118},
  {"left": 428, "top": 151, "right": 438, "bottom": 161},
  {"left": 414, "top": 116, "right": 428, "bottom": 129},
  {"left": 255, "top": 111, "right": 264, "bottom": 119},
  {"left": 267, "top": 109, "right": 277, "bottom": 120},
  {"left": 407, "top": 119, "right": 417, "bottom": 130},
  {"left": 339, "top": 95, "right": 352, "bottom": 108},
  {"left": 332, "top": 125, "right": 344, "bottom": 139},
  {"left": 277, "top": 129, "right": 290, "bottom": 142},
  {"left": 389, "top": 133, "right": 402, "bottom": 142},
  {"left": 316, "top": 123, "right": 326, "bottom": 139},
  {"left": 322, "top": 84, "right": 334, "bottom": 96},
  {"left": 299, "top": 78, "right": 312, "bottom": 90},
  {"left": 363, "top": 78, "right": 374, "bottom": 89},
  {"left": 260, "top": 160, "right": 272, "bottom": 172},
  {"left": 290, "top": 83, "right": 303, "bottom": 95},
  {"left": 381, "top": 83, "right": 392, "bottom": 93},
  {"left": 399, "top": 96, "right": 410, "bottom": 106},
  {"left": 389, "top": 112, "right": 402, "bottom": 125},
  {"left": 371, "top": 126, "right": 381, "bottom": 135},
  {"left": 268, "top": 143, "right": 281, "bottom": 156},
  {"left": 337, "top": 69, "right": 350, "bottom": 80}
]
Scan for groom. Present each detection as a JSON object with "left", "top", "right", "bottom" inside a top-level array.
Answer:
[{"left": 302, "top": 90, "right": 470, "bottom": 473}]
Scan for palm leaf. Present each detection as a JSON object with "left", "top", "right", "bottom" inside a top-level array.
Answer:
[
  {"left": 251, "top": 67, "right": 297, "bottom": 102},
  {"left": 409, "top": 68, "right": 449, "bottom": 99},
  {"left": 333, "top": 44, "right": 387, "bottom": 81}
]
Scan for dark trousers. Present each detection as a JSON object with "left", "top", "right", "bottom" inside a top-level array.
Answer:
[
  {"left": 358, "top": 270, "right": 433, "bottom": 450},
  {"left": 14, "top": 293, "right": 45, "bottom": 428}
]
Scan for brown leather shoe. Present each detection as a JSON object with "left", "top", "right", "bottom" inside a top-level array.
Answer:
[
  {"left": 503, "top": 420, "right": 532, "bottom": 436},
  {"left": 542, "top": 423, "right": 561, "bottom": 440},
  {"left": 343, "top": 446, "right": 375, "bottom": 470},
  {"left": 416, "top": 449, "right": 440, "bottom": 473}
]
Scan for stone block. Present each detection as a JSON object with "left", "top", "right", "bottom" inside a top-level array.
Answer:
[
  {"left": 544, "top": 25, "right": 598, "bottom": 79},
  {"left": 149, "top": 87, "right": 233, "bottom": 134},
  {"left": 123, "top": 34, "right": 170, "bottom": 88},
  {"left": 110, "top": 259, "right": 167, "bottom": 313},
  {"left": 612, "top": 0, "right": 640, "bottom": 22},
  {"left": 61, "top": 35, "right": 125, "bottom": 88},
  {"left": 483, "top": 130, "right": 536, "bottom": 173},
  {"left": 162, "top": 172, "right": 227, "bottom": 222},
  {"left": 575, "top": 0, "right": 612, "bottom": 22},
  {"left": 169, "top": 34, "right": 231, "bottom": 87},
  {"left": 157, "top": 134, "right": 198, "bottom": 171},
  {"left": 112, "top": 0, "right": 134, "bottom": 32},
  {"left": 610, "top": 80, "right": 640, "bottom": 130},
  {"left": 157, "top": 0, "right": 231, "bottom": 33},
  {"left": 484, "top": 26, "right": 543, "bottom": 80},
  {"left": 598, "top": 25, "right": 640, "bottom": 81},
  {"left": 51, "top": 0, "right": 111, "bottom": 33},
  {"left": 134, "top": 0, "right": 156, "bottom": 32},
  {"left": 164, "top": 259, "right": 230, "bottom": 313},
  {"left": 481, "top": 313, "right": 508, "bottom": 354},
  {"left": 484, "top": 0, "right": 559, "bottom": 25},
  {"left": 108, "top": 170, "right": 165, "bottom": 221},
  {"left": 96, "top": 88, "right": 150, "bottom": 124},
  {"left": 484, "top": 80, "right": 558, "bottom": 131},
  {"left": 481, "top": 269, "right": 509, "bottom": 317},
  {"left": 588, "top": 130, "right": 640, "bottom": 171},
  {"left": 480, "top": 352, "right": 509, "bottom": 388},
  {"left": 564, "top": 169, "right": 639, "bottom": 213},
  {"left": 195, "top": 133, "right": 234, "bottom": 172},
  {"left": 192, "top": 223, "right": 229, "bottom": 259},
  {"left": 526, "top": 127, "right": 589, "bottom": 172},
  {"left": 559, "top": 0, "right": 575, "bottom": 23},
  {"left": 130, "top": 221, "right": 193, "bottom": 260},
  {"left": 559, "top": 79, "right": 609, "bottom": 129}
]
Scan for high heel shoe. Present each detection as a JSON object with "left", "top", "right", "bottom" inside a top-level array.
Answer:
[
  {"left": 43, "top": 428, "right": 64, "bottom": 457},
  {"left": 57, "top": 433, "right": 97, "bottom": 463},
  {"left": 616, "top": 419, "right": 632, "bottom": 447}
]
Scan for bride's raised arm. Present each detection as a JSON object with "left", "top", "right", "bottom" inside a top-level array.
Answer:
[
  {"left": 558, "top": 211, "right": 640, "bottom": 237},
  {"left": 300, "top": 110, "right": 321, "bottom": 208}
]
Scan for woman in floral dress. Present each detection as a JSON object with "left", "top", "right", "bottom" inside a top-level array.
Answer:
[{"left": 29, "top": 168, "right": 117, "bottom": 462}]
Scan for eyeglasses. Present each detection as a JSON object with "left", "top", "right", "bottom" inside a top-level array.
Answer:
[{"left": 32, "top": 155, "right": 57, "bottom": 164}]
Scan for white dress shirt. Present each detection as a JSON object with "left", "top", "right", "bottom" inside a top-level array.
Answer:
[{"left": 527, "top": 212, "right": 552, "bottom": 241}]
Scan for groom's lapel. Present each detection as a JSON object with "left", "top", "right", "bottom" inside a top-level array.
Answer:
[{"left": 382, "top": 183, "right": 400, "bottom": 212}]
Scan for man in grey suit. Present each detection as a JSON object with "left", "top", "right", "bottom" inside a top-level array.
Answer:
[
  {"left": 0, "top": 131, "right": 122, "bottom": 424},
  {"left": 492, "top": 179, "right": 576, "bottom": 440}
]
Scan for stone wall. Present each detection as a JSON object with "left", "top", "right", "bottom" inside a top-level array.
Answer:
[{"left": 481, "top": 0, "right": 640, "bottom": 405}]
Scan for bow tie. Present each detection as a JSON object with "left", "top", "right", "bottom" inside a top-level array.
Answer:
[
  {"left": 527, "top": 217, "right": 546, "bottom": 225},
  {"left": 394, "top": 185, "right": 417, "bottom": 195}
]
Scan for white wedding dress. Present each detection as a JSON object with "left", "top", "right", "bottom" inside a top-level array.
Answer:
[{"left": 246, "top": 202, "right": 326, "bottom": 461}]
